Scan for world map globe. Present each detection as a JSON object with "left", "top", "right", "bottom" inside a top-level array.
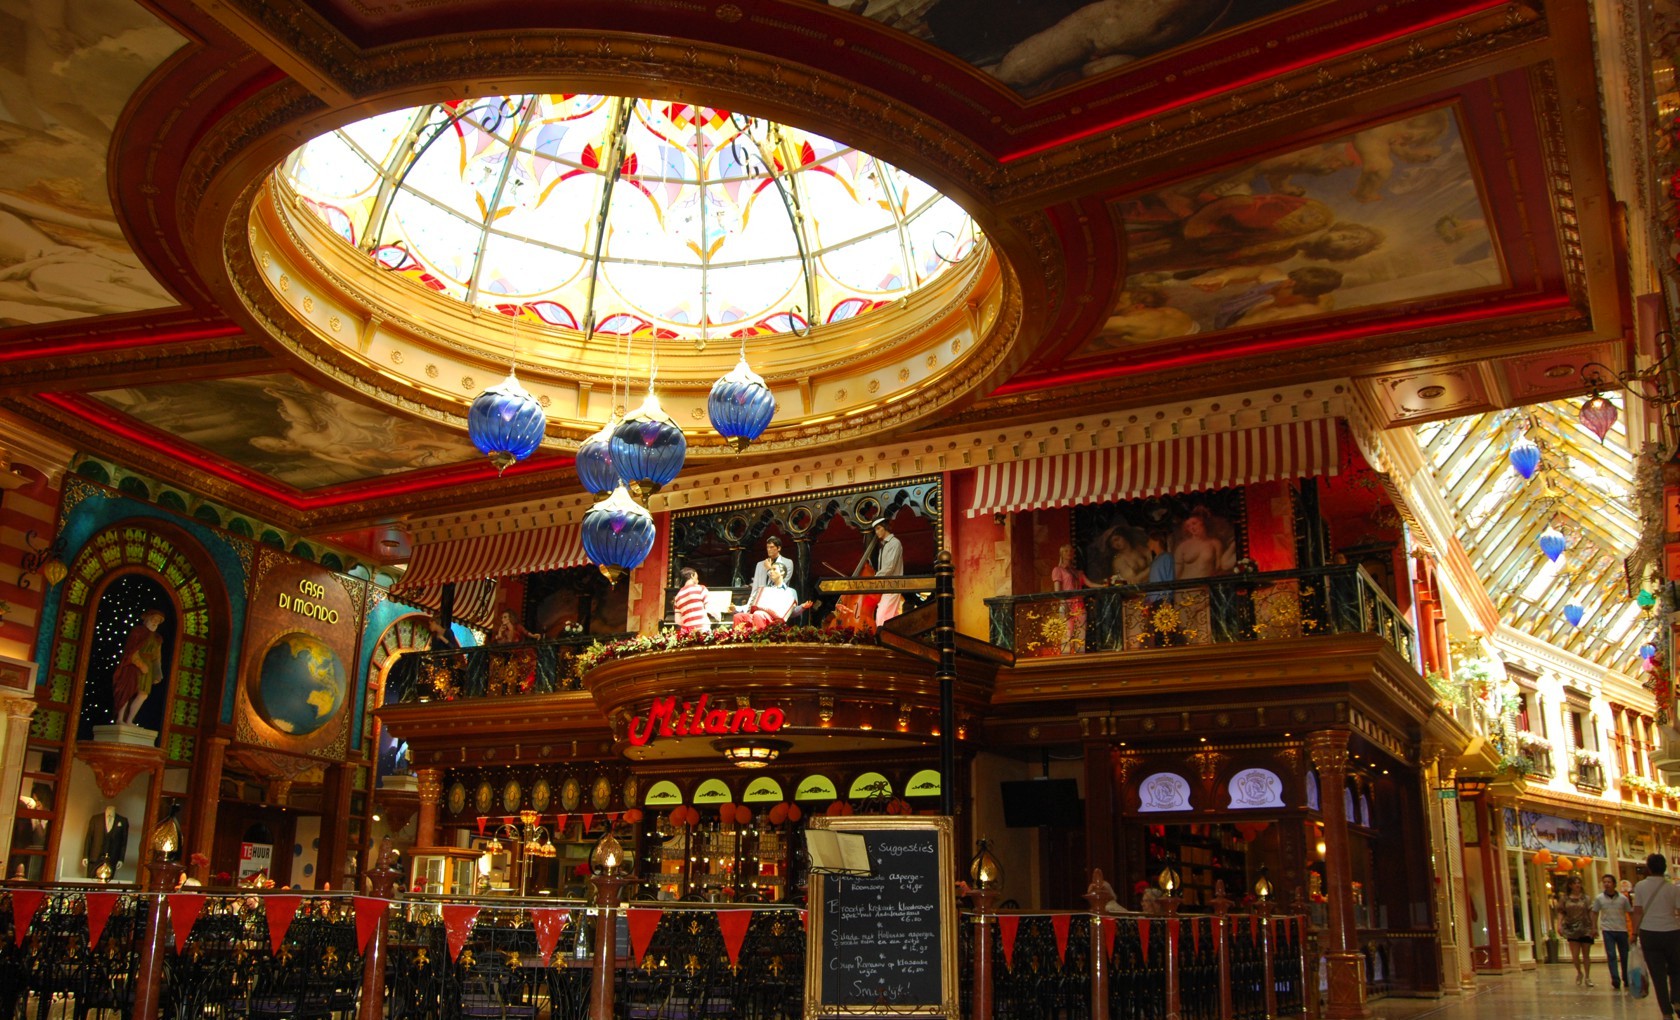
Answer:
[{"left": 258, "top": 632, "right": 346, "bottom": 736}]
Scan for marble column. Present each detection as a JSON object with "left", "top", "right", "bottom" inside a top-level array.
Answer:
[
  {"left": 1418, "top": 750, "right": 1469, "bottom": 993},
  {"left": 0, "top": 692, "right": 36, "bottom": 877},
  {"left": 415, "top": 768, "right": 442, "bottom": 849},
  {"left": 1309, "top": 730, "right": 1369, "bottom": 1018}
]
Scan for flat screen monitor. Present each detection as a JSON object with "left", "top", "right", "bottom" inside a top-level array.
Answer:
[{"left": 1000, "top": 778, "right": 1083, "bottom": 828}]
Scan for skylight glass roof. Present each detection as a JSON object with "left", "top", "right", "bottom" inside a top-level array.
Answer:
[
  {"left": 1416, "top": 394, "right": 1652, "bottom": 668},
  {"left": 280, "top": 95, "right": 978, "bottom": 342}
]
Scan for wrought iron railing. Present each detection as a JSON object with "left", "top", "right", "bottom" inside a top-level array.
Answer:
[
  {"left": 0, "top": 887, "right": 1310, "bottom": 1020},
  {"left": 386, "top": 634, "right": 630, "bottom": 703},
  {"left": 985, "top": 564, "right": 1413, "bottom": 664}
]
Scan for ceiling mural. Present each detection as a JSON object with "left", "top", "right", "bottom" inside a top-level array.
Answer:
[
  {"left": 821, "top": 0, "right": 1310, "bottom": 95},
  {"left": 89, "top": 374, "right": 481, "bottom": 490},
  {"left": 0, "top": 0, "right": 184, "bottom": 327},
  {"left": 1078, "top": 105, "right": 1502, "bottom": 357}
]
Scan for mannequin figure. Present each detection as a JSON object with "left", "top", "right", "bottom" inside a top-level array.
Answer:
[
  {"left": 111, "top": 608, "right": 166, "bottom": 725},
  {"left": 82, "top": 805, "right": 128, "bottom": 879}
]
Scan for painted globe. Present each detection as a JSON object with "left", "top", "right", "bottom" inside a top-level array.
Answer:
[{"left": 258, "top": 632, "right": 347, "bottom": 736}]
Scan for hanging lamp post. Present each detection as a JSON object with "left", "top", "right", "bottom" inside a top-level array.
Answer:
[
  {"left": 581, "top": 484, "right": 656, "bottom": 584},
  {"left": 468, "top": 369, "right": 546, "bottom": 474}
]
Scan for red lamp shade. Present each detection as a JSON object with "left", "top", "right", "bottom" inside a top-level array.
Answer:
[{"left": 1579, "top": 394, "right": 1618, "bottom": 443}]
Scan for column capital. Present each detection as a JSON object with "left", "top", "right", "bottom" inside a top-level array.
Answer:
[
  {"left": 0, "top": 692, "right": 37, "bottom": 722},
  {"left": 416, "top": 768, "right": 443, "bottom": 800},
  {"left": 1308, "top": 730, "right": 1351, "bottom": 773}
]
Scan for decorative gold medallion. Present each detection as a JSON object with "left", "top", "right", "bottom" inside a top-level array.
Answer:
[
  {"left": 475, "top": 780, "right": 494, "bottom": 815},
  {"left": 622, "top": 775, "right": 639, "bottom": 808},
  {"left": 502, "top": 779, "right": 522, "bottom": 813},
  {"left": 532, "top": 779, "right": 552, "bottom": 812},
  {"left": 446, "top": 781, "right": 467, "bottom": 816},
  {"left": 591, "top": 775, "right": 613, "bottom": 810},
  {"left": 560, "top": 776, "right": 582, "bottom": 812}
]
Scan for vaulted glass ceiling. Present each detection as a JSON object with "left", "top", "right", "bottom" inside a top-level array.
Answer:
[
  {"left": 280, "top": 95, "right": 977, "bottom": 342},
  {"left": 1417, "top": 394, "right": 1653, "bottom": 668}
]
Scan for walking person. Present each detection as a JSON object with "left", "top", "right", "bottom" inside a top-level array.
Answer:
[
  {"left": 1595, "top": 872, "right": 1631, "bottom": 990},
  {"left": 1633, "top": 853, "right": 1680, "bottom": 1017},
  {"left": 1556, "top": 874, "right": 1596, "bottom": 986}
]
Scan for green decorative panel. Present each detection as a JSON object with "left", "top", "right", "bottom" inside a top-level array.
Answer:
[
  {"left": 65, "top": 580, "right": 88, "bottom": 606},
  {"left": 29, "top": 710, "right": 64, "bottom": 741},
  {"left": 59, "top": 611, "right": 81, "bottom": 641},
  {"left": 167, "top": 733, "right": 194, "bottom": 764},
  {"left": 49, "top": 673, "right": 70, "bottom": 703},
  {"left": 53, "top": 645, "right": 75, "bottom": 672}
]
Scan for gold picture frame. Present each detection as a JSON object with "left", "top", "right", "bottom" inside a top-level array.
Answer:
[{"left": 803, "top": 815, "right": 957, "bottom": 1018}]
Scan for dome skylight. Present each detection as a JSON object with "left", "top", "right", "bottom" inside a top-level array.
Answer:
[{"left": 281, "top": 94, "right": 978, "bottom": 342}]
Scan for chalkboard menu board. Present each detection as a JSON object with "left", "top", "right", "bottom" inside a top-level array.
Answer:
[{"left": 804, "top": 816, "right": 957, "bottom": 1018}]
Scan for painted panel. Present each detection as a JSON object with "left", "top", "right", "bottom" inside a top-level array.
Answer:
[
  {"left": 642, "top": 780, "right": 683, "bottom": 807},
  {"left": 795, "top": 774, "right": 839, "bottom": 802},
  {"left": 1136, "top": 771, "right": 1192, "bottom": 812},
  {"left": 742, "top": 776, "right": 784, "bottom": 803},
  {"left": 1227, "top": 768, "right": 1285, "bottom": 809}
]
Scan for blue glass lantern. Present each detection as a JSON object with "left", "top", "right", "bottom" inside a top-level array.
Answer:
[
  {"left": 577, "top": 419, "right": 619, "bottom": 500},
  {"left": 1538, "top": 525, "right": 1567, "bottom": 563},
  {"left": 611, "top": 392, "right": 686, "bottom": 499},
  {"left": 1508, "top": 436, "right": 1540, "bottom": 480},
  {"left": 468, "top": 371, "right": 546, "bottom": 475},
  {"left": 1563, "top": 604, "right": 1584, "bottom": 628},
  {"left": 581, "top": 484, "right": 656, "bottom": 584},
  {"left": 1641, "top": 642, "right": 1659, "bottom": 661},
  {"left": 708, "top": 357, "right": 776, "bottom": 453}
]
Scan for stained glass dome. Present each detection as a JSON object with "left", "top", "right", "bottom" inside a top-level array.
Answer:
[{"left": 280, "top": 95, "right": 978, "bottom": 342}]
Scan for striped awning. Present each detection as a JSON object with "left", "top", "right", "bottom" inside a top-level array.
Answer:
[
  {"left": 390, "top": 578, "right": 500, "bottom": 630},
  {"left": 396, "top": 524, "right": 587, "bottom": 590},
  {"left": 964, "top": 418, "right": 1339, "bottom": 518}
]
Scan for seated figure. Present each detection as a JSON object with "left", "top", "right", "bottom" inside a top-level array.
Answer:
[{"left": 731, "top": 564, "right": 810, "bottom": 631}]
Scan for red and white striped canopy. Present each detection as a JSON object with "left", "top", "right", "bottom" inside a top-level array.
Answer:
[
  {"left": 397, "top": 524, "right": 587, "bottom": 590},
  {"left": 964, "top": 418, "right": 1339, "bottom": 518}
]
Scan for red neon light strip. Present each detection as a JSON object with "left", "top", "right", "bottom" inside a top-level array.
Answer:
[
  {"left": 995, "top": 295, "right": 1571, "bottom": 395},
  {"left": 1000, "top": 0, "right": 1505, "bottom": 162},
  {"left": 0, "top": 324, "right": 245, "bottom": 363}
]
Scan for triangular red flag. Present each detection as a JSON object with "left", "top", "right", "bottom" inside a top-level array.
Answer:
[
  {"left": 264, "top": 895, "right": 302, "bottom": 953},
  {"left": 169, "top": 894, "right": 206, "bottom": 951},
  {"left": 627, "top": 907, "right": 663, "bottom": 966},
  {"left": 532, "top": 909, "right": 570, "bottom": 964},
  {"left": 441, "top": 905, "right": 480, "bottom": 961},
  {"left": 554, "top": 814, "right": 568, "bottom": 834},
  {"left": 1050, "top": 913, "right": 1070, "bottom": 961},
  {"left": 581, "top": 813, "right": 595, "bottom": 833},
  {"left": 8, "top": 890, "right": 43, "bottom": 946},
  {"left": 1190, "top": 916, "right": 1201, "bottom": 955},
  {"left": 1137, "top": 917, "right": 1150, "bottom": 960},
  {"left": 717, "top": 909, "right": 753, "bottom": 968},
  {"left": 608, "top": 812, "right": 621, "bottom": 824},
  {"left": 1101, "top": 916, "right": 1117, "bottom": 959},
  {"left": 84, "top": 892, "right": 119, "bottom": 948},
  {"left": 353, "top": 897, "right": 388, "bottom": 954},
  {"left": 998, "top": 914, "right": 1020, "bottom": 969}
]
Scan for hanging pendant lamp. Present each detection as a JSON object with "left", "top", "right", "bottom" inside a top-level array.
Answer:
[
  {"left": 1638, "top": 590, "right": 1658, "bottom": 609},
  {"left": 1579, "top": 394, "right": 1618, "bottom": 443},
  {"left": 1640, "top": 641, "right": 1659, "bottom": 661},
  {"left": 1563, "top": 604, "right": 1584, "bottom": 628},
  {"left": 1507, "top": 436, "right": 1540, "bottom": 480},
  {"left": 611, "top": 392, "right": 686, "bottom": 500},
  {"left": 468, "top": 371, "right": 546, "bottom": 474},
  {"left": 581, "top": 484, "right": 656, "bottom": 584},
  {"left": 708, "top": 356, "right": 776, "bottom": 453},
  {"left": 1538, "top": 525, "right": 1567, "bottom": 563},
  {"left": 577, "top": 418, "right": 620, "bottom": 500}
]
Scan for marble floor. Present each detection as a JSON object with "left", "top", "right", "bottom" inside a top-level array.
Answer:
[{"left": 1368, "top": 963, "right": 1656, "bottom": 1020}]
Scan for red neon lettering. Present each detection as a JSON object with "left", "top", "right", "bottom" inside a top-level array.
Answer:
[
  {"left": 629, "top": 697, "right": 784, "bottom": 745},
  {"left": 628, "top": 696, "right": 678, "bottom": 746},
  {"left": 759, "top": 707, "right": 785, "bottom": 733}
]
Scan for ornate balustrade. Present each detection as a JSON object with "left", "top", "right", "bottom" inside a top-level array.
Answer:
[
  {"left": 0, "top": 887, "right": 1308, "bottom": 1019},
  {"left": 386, "top": 633, "right": 627, "bottom": 704},
  {"left": 985, "top": 563, "right": 1413, "bottom": 664}
]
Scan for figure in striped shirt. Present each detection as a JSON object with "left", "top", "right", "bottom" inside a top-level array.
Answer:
[{"left": 673, "top": 566, "right": 712, "bottom": 635}]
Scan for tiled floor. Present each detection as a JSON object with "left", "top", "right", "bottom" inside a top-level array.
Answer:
[{"left": 1368, "top": 963, "right": 1652, "bottom": 1019}]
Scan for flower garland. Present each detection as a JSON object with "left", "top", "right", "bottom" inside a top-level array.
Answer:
[
  {"left": 570, "top": 624, "right": 877, "bottom": 681},
  {"left": 1620, "top": 773, "right": 1680, "bottom": 799},
  {"left": 1515, "top": 730, "right": 1552, "bottom": 752},
  {"left": 1571, "top": 748, "right": 1603, "bottom": 765}
]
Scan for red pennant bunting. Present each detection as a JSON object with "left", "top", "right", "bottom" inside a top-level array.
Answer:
[
  {"left": 441, "top": 905, "right": 481, "bottom": 961},
  {"left": 1101, "top": 916, "right": 1117, "bottom": 959},
  {"left": 1190, "top": 917, "right": 1201, "bottom": 955},
  {"left": 1137, "top": 918, "right": 1150, "bottom": 960},
  {"left": 608, "top": 812, "right": 621, "bottom": 824},
  {"left": 353, "top": 897, "right": 388, "bottom": 955},
  {"left": 717, "top": 909, "right": 753, "bottom": 967},
  {"left": 8, "top": 890, "right": 43, "bottom": 946},
  {"left": 554, "top": 814, "right": 568, "bottom": 834},
  {"left": 84, "top": 892, "right": 119, "bottom": 948},
  {"left": 476, "top": 816, "right": 489, "bottom": 835},
  {"left": 532, "top": 909, "right": 570, "bottom": 964},
  {"left": 1050, "top": 914, "right": 1070, "bottom": 961},
  {"left": 169, "top": 894, "right": 205, "bottom": 951},
  {"left": 998, "top": 914, "right": 1021, "bottom": 970},
  {"left": 627, "top": 908, "right": 663, "bottom": 966},
  {"left": 581, "top": 813, "right": 595, "bottom": 833},
  {"left": 264, "top": 896, "right": 303, "bottom": 954}
]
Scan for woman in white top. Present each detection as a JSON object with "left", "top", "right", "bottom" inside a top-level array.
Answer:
[
  {"left": 1632, "top": 853, "right": 1680, "bottom": 1016},
  {"left": 1594, "top": 872, "right": 1632, "bottom": 990}
]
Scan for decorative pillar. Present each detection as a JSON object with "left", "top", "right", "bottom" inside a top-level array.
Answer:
[
  {"left": 968, "top": 886, "right": 999, "bottom": 1020},
  {"left": 318, "top": 764, "right": 355, "bottom": 889},
  {"left": 1210, "top": 884, "right": 1234, "bottom": 1020},
  {"left": 1082, "top": 883, "right": 1111, "bottom": 1020},
  {"left": 1162, "top": 899, "right": 1182, "bottom": 1020},
  {"left": 1308, "top": 730, "right": 1368, "bottom": 1018},
  {"left": 935, "top": 549, "right": 956, "bottom": 817},
  {"left": 1085, "top": 743, "right": 1118, "bottom": 884},
  {"left": 1257, "top": 899, "right": 1277, "bottom": 1020},
  {"left": 588, "top": 876, "right": 629, "bottom": 1020},
  {"left": 358, "top": 838, "right": 400, "bottom": 1020},
  {"left": 1419, "top": 752, "right": 1467, "bottom": 992},
  {"left": 131, "top": 837, "right": 184, "bottom": 1020},
  {"left": 0, "top": 692, "right": 36, "bottom": 877},
  {"left": 188, "top": 736, "right": 229, "bottom": 865},
  {"left": 1477, "top": 795, "right": 1517, "bottom": 970},
  {"left": 415, "top": 769, "right": 442, "bottom": 849}
]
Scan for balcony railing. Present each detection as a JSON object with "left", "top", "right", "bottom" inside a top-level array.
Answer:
[
  {"left": 984, "top": 563, "right": 1414, "bottom": 663},
  {"left": 385, "top": 634, "right": 629, "bottom": 704},
  {"left": 1572, "top": 761, "right": 1606, "bottom": 791}
]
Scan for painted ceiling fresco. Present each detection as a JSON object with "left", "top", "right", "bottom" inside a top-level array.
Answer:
[
  {"left": 0, "top": 0, "right": 184, "bottom": 326},
  {"left": 1077, "top": 105, "right": 1503, "bottom": 358},
  {"left": 822, "top": 0, "right": 1311, "bottom": 95},
  {"left": 90, "top": 374, "right": 482, "bottom": 490}
]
